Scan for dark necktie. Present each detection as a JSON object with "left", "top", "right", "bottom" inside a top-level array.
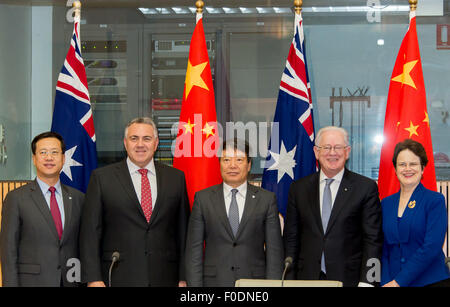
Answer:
[
  {"left": 321, "top": 178, "right": 334, "bottom": 273},
  {"left": 228, "top": 189, "right": 239, "bottom": 237},
  {"left": 49, "top": 186, "right": 63, "bottom": 240},
  {"left": 138, "top": 169, "right": 153, "bottom": 223}
]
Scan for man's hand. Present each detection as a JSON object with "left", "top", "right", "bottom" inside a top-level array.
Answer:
[
  {"left": 178, "top": 280, "right": 187, "bottom": 287},
  {"left": 382, "top": 280, "right": 400, "bottom": 287},
  {"left": 88, "top": 281, "right": 106, "bottom": 287}
]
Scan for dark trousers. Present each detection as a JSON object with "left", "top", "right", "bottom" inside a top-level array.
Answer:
[
  {"left": 319, "top": 271, "right": 327, "bottom": 280},
  {"left": 425, "top": 278, "right": 450, "bottom": 287}
]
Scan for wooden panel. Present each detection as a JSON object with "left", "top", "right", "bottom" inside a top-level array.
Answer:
[
  {"left": 0, "top": 180, "right": 31, "bottom": 287},
  {"left": 438, "top": 181, "right": 449, "bottom": 257}
]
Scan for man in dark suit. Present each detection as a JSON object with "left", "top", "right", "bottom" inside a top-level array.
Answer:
[
  {"left": 185, "top": 139, "right": 284, "bottom": 287},
  {"left": 284, "top": 126, "right": 383, "bottom": 287},
  {"left": 0, "top": 131, "right": 84, "bottom": 287},
  {"left": 80, "top": 117, "right": 190, "bottom": 287}
]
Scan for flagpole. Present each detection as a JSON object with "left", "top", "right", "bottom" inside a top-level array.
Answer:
[
  {"left": 293, "top": 0, "right": 302, "bottom": 32},
  {"left": 408, "top": 0, "right": 417, "bottom": 27},
  {"left": 74, "top": 0, "right": 81, "bottom": 19},
  {"left": 196, "top": 0, "right": 204, "bottom": 23},
  {"left": 294, "top": 0, "right": 303, "bottom": 14}
]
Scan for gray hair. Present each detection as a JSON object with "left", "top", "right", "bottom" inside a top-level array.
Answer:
[
  {"left": 315, "top": 126, "right": 349, "bottom": 146},
  {"left": 124, "top": 117, "right": 159, "bottom": 139}
]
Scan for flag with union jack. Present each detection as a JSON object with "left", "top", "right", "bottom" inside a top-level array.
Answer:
[
  {"left": 51, "top": 13, "right": 97, "bottom": 193},
  {"left": 262, "top": 11, "right": 316, "bottom": 217}
]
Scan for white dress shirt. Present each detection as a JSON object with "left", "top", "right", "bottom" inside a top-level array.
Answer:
[
  {"left": 318, "top": 168, "right": 374, "bottom": 288},
  {"left": 36, "top": 177, "right": 65, "bottom": 229},
  {"left": 127, "top": 157, "right": 157, "bottom": 209},
  {"left": 318, "top": 168, "right": 344, "bottom": 216},
  {"left": 223, "top": 181, "right": 247, "bottom": 222}
]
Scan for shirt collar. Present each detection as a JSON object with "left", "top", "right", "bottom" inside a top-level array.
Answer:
[
  {"left": 319, "top": 167, "right": 345, "bottom": 183},
  {"left": 223, "top": 181, "right": 248, "bottom": 197},
  {"left": 36, "top": 176, "right": 62, "bottom": 195},
  {"left": 127, "top": 157, "right": 156, "bottom": 176}
]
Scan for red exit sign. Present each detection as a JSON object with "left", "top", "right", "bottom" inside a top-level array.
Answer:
[{"left": 437, "top": 24, "right": 449, "bottom": 50}]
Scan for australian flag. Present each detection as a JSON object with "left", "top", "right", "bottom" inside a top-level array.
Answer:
[
  {"left": 262, "top": 12, "right": 316, "bottom": 217},
  {"left": 51, "top": 14, "right": 97, "bottom": 193}
]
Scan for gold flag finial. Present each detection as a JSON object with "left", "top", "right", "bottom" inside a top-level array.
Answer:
[
  {"left": 196, "top": 0, "right": 204, "bottom": 14},
  {"left": 409, "top": 0, "right": 417, "bottom": 11},
  {"left": 74, "top": 0, "right": 81, "bottom": 18},
  {"left": 294, "top": 0, "right": 303, "bottom": 14}
]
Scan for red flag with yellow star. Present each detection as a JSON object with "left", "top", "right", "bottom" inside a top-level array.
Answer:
[
  {"left": 173, "top": 13, "right": 222, "bottom": 208},
  {"left": 378, "top": 10, "right": 436, "bottom": 200}
]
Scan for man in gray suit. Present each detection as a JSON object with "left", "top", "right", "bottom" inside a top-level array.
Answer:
[
  {"left": 0, "top": 132, "right": 84, "bottom": 287},
  {"left": 185, "top": 139, "right": 284, "bottom": 287}
]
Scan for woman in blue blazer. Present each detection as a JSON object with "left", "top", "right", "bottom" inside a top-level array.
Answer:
[{"left": 381, "top": 139, "right": 450, "bottom": 287}]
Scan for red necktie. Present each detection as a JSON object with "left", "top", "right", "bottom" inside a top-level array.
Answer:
[
  {"left": 138, "top": 169, "right": 153, "bottom": 223},
  {"left": 48, "top": 186, "right": 63, "bottom": 240}
]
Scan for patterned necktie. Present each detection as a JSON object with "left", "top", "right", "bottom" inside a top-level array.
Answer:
[
  {"left": 138, "top": 169, "right": 153, "bottom": 223},
  {"left": 321, "top": 178, "right": 334, "bottom": 273},
  {"left": 48, "top": 186, "right": 63, "bottom": 240},
  {"left": 228, "top": 189, "right": 240, "bottom": 237}
]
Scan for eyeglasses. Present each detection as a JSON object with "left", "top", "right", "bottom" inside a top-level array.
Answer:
[
  {"left": 37, "top": 150, "right": 62, "bottom": 157},
  {"left": 396, "top": 162, "right": 421, "bottom": 170},
  {"left": 221, "top": 157, "right": 247, "bottom": 165},
  {"left": 315, "top": 145, "right": 348, "bottom": 153}
]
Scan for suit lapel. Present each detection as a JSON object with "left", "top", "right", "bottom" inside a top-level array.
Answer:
[
  {"left": 29, "top": 180, "right": 60, "bottom": 241},
  {"left": 211, "top": 184, "right": 235, "bottom": 239},
  {"left": 148, "top": 162, "right": 163, "bottom": 226},
  {"left": 114, "top": 160, "right": 145, "bottom": 221},
  {"left": 236, "top": 183, "right": 259, "bottom": 238},
  {"left": 326, "top": 169, "right": 352, "bottom": 234},
  {"left": 309, "top": 173, "right": 324, "bottom": 235},
  {"left": 386, "top": 192, "right": 401, "bottom": 243},
  {"left": 398, "top": 183, "right": 424, "bottom": 243},
  {"left": 60, "top": 185, "right": 73, "bottom": 243}
]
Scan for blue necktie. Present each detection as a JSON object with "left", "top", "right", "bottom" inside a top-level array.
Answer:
[
  {"left": 321, "top": 178, "right": 334, "bottom": 273},
  {"left": 228, "top": 189, "right": 240, "bottom": 237}
]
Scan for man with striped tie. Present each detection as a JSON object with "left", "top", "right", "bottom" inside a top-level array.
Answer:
[
  {"left": 0, "top": 132, "right": 84, "bottom": 287},
  {"left": 185, "top": 138, "right": 284, "bottom": 287}
]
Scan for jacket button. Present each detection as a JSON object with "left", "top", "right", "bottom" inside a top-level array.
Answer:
[
  {"left": 233, "top": 243, "right": 237, "bottom": 247},
  {"left": 400, "top": 257, "right": 406, "bottom": 263}
]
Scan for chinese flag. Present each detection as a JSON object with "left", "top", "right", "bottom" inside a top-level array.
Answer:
[
  {"left": 378, "top": 10, "right": 436, "bottom": 200},
  {"left": 173, "top": 14, "right": 222, "bottom": 208}
]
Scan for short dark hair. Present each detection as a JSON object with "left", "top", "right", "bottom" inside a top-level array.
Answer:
[
  {"left": 392, "top": 139, "right": 428, "bottom": 169},
  {"left": 220, "top": 138, "right": 252, "bottom": 164},
  {"left": 31, "top": 131, "right": 66, "bottom": 155}
]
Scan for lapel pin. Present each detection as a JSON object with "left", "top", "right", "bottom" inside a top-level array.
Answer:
[
  {"left": 252, "top": 195, "right": 255, "bottom": 199},
  {"left": 69, "top": 196, "right": 72, "bottom": 200},
  {"left": 407, "top": 200, "right": 416, "bottom": 209},
  {"left": 344, "top": 188, "right": 348, "bottom": 192}
]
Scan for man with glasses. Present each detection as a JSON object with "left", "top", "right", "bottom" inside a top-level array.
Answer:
[
  {"left": 284, "top": 126, "right": 383, "bottom": 287},
  {"left": 0, "top": 132, "right": 84, "bottom": 286}
]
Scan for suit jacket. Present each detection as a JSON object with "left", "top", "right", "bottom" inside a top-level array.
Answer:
[
  {"left": 79, "top": 159, "right": 190, "bottom": 287},
  {"left": 0, "top": 180, "right": 84, "bottom": 287},
  {"left": 185, "top": 183, "right": 284, "bottom": 287},
  {"left": 381, "top": 183, "right": 450, "bottom": 287},
  {"left": 284, "top": 169, "right": 383, "bottom": 287}
]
